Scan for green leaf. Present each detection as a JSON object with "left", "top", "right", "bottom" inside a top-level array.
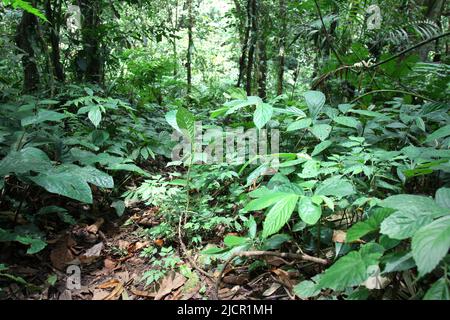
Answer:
[
  {"left": 165, "top": 110, "right": 180, "bottom": 132},
  {"left": 319, "top": 243, "right": 384, "bottom": 291},
  {"left": 262, "top": 234, "right": 291, "bottom": 250},
  {"left": 412, "top": 215, "right": 450, "bottom": 277},
  {"left": 346, "top": 208, "right": 394, "bottom": 242},
  {"left": 224, "top": 235, "right": 249, "bottom": 248},
  {"left": 243, "top": 192, "right": 292, "bottom": 212},
  {"left": 294, "top": 277, "right": 322, "bottom": 299},
  {"left": 21, "top": 109, "right": 68, "bottom": 126},
  {"left": 436, "top": 187, "right": 450, "bottom": 209},
  {"left": 253, "top": 103, "right": 273, "bottom": 129},
  {"left": 311, "top": 140, "right": 332, "bottom": 156},
  {"left": 111, "top": 200, "right": 126, "bottom": 217},
  {"left": 303, "top": 91, "right": 326, "bottom": 120},
  {"left": 381, "top": 251, "right": 415, "bottom": 274},
  {"left": 425, "top": 124, "right": 450, "bottom": 143},
  {"left": 423, "top": 278, "right": 450, "bottom": 300},
  {"left": 88, "top": 107, "right": 102, "bottom": 127},
  {"left": 77, "top": 166, "right": 114, "bottom": 188},
  {"left": 6, "top": 0, "right": 48, "bottom": 21},
  {"left": 333, "top": 116, "right": 360, "bottom": 129},
  {"left": 224, "top": 96, "right": 262, "bottom": 115},
  {"left": 262, "top": 194, "right": 299, "bottom": 238},
  {"left": 310, "top": 124, "right": 332, "bottom": 141},
  {"left": 314, "top": 176, "right": 355, "bottom": 198},
  {"left": 298, "top": 197, "right": 322, "bottom": 225},
  {"left": 176, "top": 106, "right": 196, "bottom": 142},
  {"left": 379, "top": 195, "right": 449, "bottom": 240},
  {"left": 287, "top": 118, "right": 312, "bottom": 132},
  {"left": 30, "top": 173, "right": 93, "bottom": 204},
  {"left": 107, "top": 163, "right": 150, "bottom": 177},
  {"left": 0, "top": 147, "right": 52, "bottom": 176}
]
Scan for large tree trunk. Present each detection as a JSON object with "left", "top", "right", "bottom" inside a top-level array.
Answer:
[
  {"left": 276, "top": 0, "right": 287, "bottom": 96},
  {"left": 257, "top": 31, "right": 267, "bottom": 99},
  {"left": 246, "top": 0, "right": 257, "bottom": 96},
  {"left": 15, "top": 10, "right": 40, "bottom": 92},
  {"left": 186, "top": 0, "right": 193, "bottom": 94},
  {"left": 44, "top": 0, "right": 64, "bottom": 82},
  {"left": 78, "top": 0, "right": 103, "bottom": 84}
]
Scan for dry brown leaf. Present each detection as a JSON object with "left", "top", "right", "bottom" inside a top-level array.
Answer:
[
  {"left": 104, "top": 258, "right": 116, "bottom": 271},
  {"left": 154, "top": 272, "right": 186, "bottom": 300},
  {"left": 79, "top": 242, "right": 104, "bottom": 265},
  {"left": 223, "top": 274, "right": 249, "bottom": 285},
  {"left": 333, "top": 230, "right": 347, "bottom": 243},
  {"left": 97, "top": 279, "right": 120, "bottom": 289},
  {"left": 50, "top": 234, "right": 77, "bottom": 270},
  {"left": 263, "top": 283, "right": 282, "bottom": 297},
  {"left": 92, "top": 289, "right": 110, "bottom": 300},
  {"left": 118, "top": 240, "right": 130, "bottom": 251},
  {"left": 86, "top": 218, "right": 104, "bottom": 234},
  {"left": 130, "top": 287, "right": 157, "bottom": 298},
  {"left": 271, "top": 268, "right": 293, "bottom": 290},
  {"left": 104, "top": 282, "right": 124, "bottom": 300}
]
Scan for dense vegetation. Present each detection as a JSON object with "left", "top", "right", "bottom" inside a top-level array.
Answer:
[{"left": 0, "top": 0, "right": 449, "bottom": 300}]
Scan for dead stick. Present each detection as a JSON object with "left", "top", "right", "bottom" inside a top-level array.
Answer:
[{"left": 214, "top": 251, "right": 329, "bottom": 300}]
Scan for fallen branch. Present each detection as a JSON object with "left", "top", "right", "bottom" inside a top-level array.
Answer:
[{"left": 213, "top": 251, "right": 329, "bottom": 300}]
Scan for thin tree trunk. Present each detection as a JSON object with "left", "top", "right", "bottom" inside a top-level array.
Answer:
[
  {"left": 15, "top": 10, "right": 40, "bottom": 92},
  {"left": 246, "top": 0, "right": 257, "bottom": 96},
  {"left": 236, "top": 0, "right": 250, "bottom": 87},
  {"left": 257, "top": 34, "right": 267, "bottom": 99},
  {"left": 277, "top": 0, "right": 287, "bottom": 96},
  {"left": 44, "top": 0, "right": 64, "bottom": 82},
  {"left": 186, "top": 0, "right": 193, "bottom": 94},
  {"left": 419, "top": 0, "right": 446, "bottom": 61}
]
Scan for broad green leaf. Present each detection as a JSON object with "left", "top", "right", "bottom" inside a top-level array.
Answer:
[
  {"left": 224, "top": 235, "right": 249, "bottom": 247},
  {"left": 111, "top": 200, "right": 126, "bottom": 217},
  {"left": 243, "top": 192, "right": 293, "bottom": 212},
  {"left": 165, "top": 110, "right": 180, "bottom": 132},
  {"left": 346, "top": 208, "right": 394, "bottom": 242},
  {"left": 294, "top": 277, "right": 322, "bottom": 299},
  {"left": 436, "top": 187, "right": 450, "bottom": 209},
  {"left": 30, "top": 173, "right": 93, "bottom": 204},
  {"left": 262, "top": 194, "right": 299, "bottom": 238},
  {"left": 333, "top": 116, "right": 360, "bottom": 129},
  {"left": 319, "top": 243, "right": 384, "bottom": 291},
  {"left": 5, "top": 0, "right": 48, "bottom": 21},
  {"left": 287, "top": 118, "right": 312, "bottom": 132},
  {"left": 88, "top": 107, "right": 102, "bottom": 127},
  {"left": 381, "top": 251, "right": 415, "bottom": 274},
  {"left": 412, "top": 216, "right": 450, "bottom": 277},
  {"left": 425, "top": 124, "right": 450, "bottom": 143},
  {"left": 21, "top": 109, "right": 68, "bottom": 126},
  {"left": 310, "top": 124, "right": 332, "bottom": 141},
  {"left": 225, "top": 96, "right": 262, "bottom": 115},
  {"left": 253, "top": 103, "right": 273, "bottom": 129},
  {"left": 262, "top": 234, "right": 291, "bottom": 250},
  {"left": 107, "top": 163, "right": 150, "bottom": 177},
  {"left": 311, "top": 140, "right": 332, "bottom": 156},
  {"left": 0, "top": 147, "right": 52, "bottom": 176},
  {"left": 380, "top": 195, "right": 449, "bottom": 240},
  {"left": 315, "top": 176, "right": 355, "bottom": 198},
  {"left": 176, "top": 106, "right": 196, "bottom": 141},
  {"left": 298, "top": 197, "right": 322, "bottom": 225},
  {"left": 423, "top": 278, "right": 450, "bottom": 300},
  {"left": 303, "top": 91, "right": 326, "bottom": 119},
  {"left": 77, "top": 166, "right": 114, "bottom": 188}
]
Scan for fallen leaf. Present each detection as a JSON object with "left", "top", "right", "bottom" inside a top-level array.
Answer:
[
  {"left": 154, "top": 272, "right": 186, "bottom": 300},
  {"left": 118, "top": 240, "right": 130, "bottom": 251},
  {"left": 263, "top": 283, "right": 282, "bottom": 297},
  {"left": 333, "top": 230, "right": 347, "bottom": 243},
  {"left": 92, "top": 289, "right": 110, "bottom": 300},
  {"left": 50, "top": 234, "right": 77, "bottom": 270},
  {"left": 130, "top": 287, "right": 156, "bottom": 298},
  {"left": 97, "top": 279, "right": 120, "bottom": 289},
  {"left": 86, "top": 218, "right": 104, "bottom": 234},
  {"left": 79, "top": 242, "right": 104, "bottom": 265},
  {"left": 154, "top": 239, "right": 164, "bottom": 247}
]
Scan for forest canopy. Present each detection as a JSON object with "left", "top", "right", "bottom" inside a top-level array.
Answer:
[{"left": 0, "top": 0, "right": 449, "bottom": 301}]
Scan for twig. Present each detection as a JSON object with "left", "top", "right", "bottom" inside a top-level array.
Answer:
[
  {"left": 214, "top": 250, "right": 328, "bottom": 300},
  {"left": 350, "top": 89, "right": 438, "bottom": 104}
]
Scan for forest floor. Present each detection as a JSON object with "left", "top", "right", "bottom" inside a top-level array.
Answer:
[{"left": 0, "top": 158, "right": 303, "bottom": 300}]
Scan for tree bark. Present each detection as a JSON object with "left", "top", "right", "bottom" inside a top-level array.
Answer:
[
  {"left": 257, "top": 31, "right": 267, "bottom": 99},
  {"left": 186, "top": 0, "right": 193, "bottom": 94},
  {"left": 236, "top": 0, "right": 250, "bottom": 88},
  {"left": 419, "top": 0, "right": 446, "bottom": 61},
  {"left": 276, "top": 0, "right": 287, "bottom": 96},
  {"left": 15, "top": 10, "right": 40, "bottom": 92},
  {"left": 44, "top": 0, "right": 65, "bottom": 82},
  {"left": 78, "top": 0, "right": 103, "bottom": 84},
  {"left": 246, "top": 0, "right": 257, "bottom": 96}
]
